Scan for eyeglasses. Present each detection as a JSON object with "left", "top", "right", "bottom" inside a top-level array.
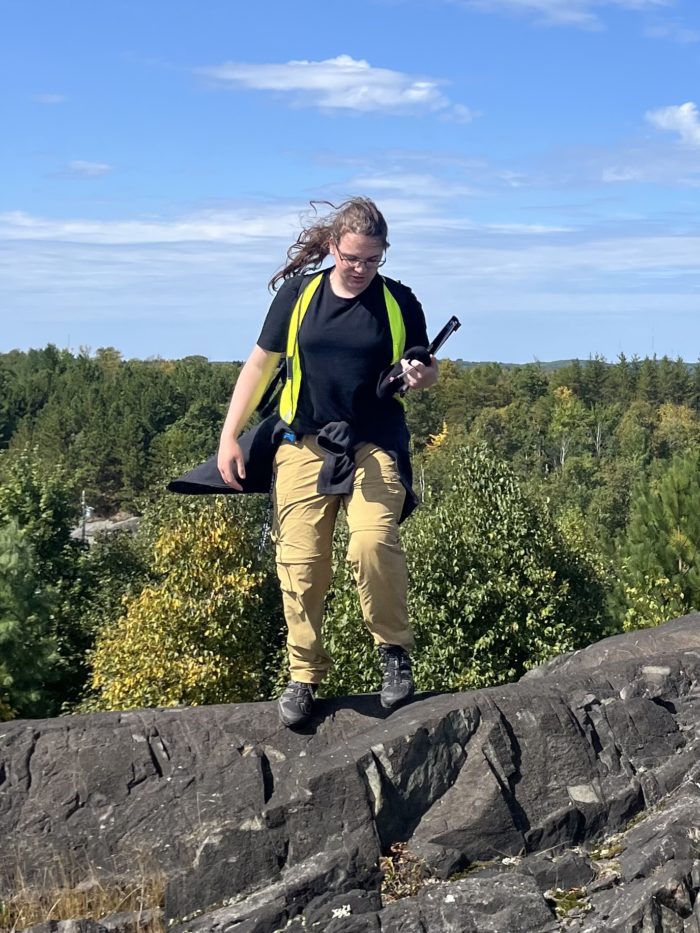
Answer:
[{"left": 334, "top": 241, "right": 386, "bottom": 269}]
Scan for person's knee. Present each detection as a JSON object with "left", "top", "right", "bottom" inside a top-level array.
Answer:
[
  {"left": 276, "top": 535, "right": 332, "bottom": 564},
  {"left": 277, "top": 558, "right": 332, "bottom": 592},
  {"left": 346, "top": 527, "right": 399, "bottom": 565}
]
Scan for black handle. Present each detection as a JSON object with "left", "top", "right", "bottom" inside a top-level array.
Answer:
[{"left": 427, "top": 315, "right": 461, "bottom": 356}]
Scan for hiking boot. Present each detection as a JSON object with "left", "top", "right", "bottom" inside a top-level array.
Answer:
[
  {"left": 278, "top": 680, "right": 316, "bottom": 727},
  {"left": 378, "top": 644, "right": 414, "bottom": 709}
]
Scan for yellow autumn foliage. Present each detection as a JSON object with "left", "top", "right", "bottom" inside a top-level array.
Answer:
[
  {"left": 90, "top": 498, "right": 267, "bottom": 710},
  {"left": 622, "top": 573, "right": 686, "bottom": 632},
  {"left": 426, "top": 421, "right": 449, "bottom": 452}
]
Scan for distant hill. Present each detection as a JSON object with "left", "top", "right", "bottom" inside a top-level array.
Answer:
[
  {"left": 452, "top": 359, "right": 580, "bottom": 371},
  {"left": 452, "top": 358, "right": 697, "bottom": 372},
  {"left": 210, "top": 358, "right": 616, "bottom": 371}
]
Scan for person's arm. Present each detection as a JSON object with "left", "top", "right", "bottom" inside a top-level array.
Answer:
[{"left": 217, "top": 344, "right": 281, "bottom": 490}]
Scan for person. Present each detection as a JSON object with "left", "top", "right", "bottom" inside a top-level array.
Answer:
[{"left": 216, "top": 197, "right": 438, "bottom": 727}]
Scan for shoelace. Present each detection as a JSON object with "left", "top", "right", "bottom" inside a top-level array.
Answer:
[
  {"left": 381, "top": 650, "right": 410, "bottom": 685},
  {"left": 285, "top": 681, "right": 315, "bottom": 697}
]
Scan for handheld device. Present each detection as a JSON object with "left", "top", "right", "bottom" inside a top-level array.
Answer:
[
  {"left": 377, "top": 315, "right": 462, "bottom": 399},
  {"left": 427, "top": 315, "right": 461, "bottom": 356}
]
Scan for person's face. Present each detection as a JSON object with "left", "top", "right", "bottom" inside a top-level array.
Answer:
[{"left": 329, "top": 232, "right": 386, "bottom": 292}]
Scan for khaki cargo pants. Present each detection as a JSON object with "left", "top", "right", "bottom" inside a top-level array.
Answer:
[{"left": 272, "top": 436, "right": 413, "bottom": 684}]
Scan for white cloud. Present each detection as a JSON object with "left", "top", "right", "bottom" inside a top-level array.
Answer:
[
  {"left": 446, "top": 103, "right": 478, "bottom": 123},
  {"left": 317, "top": 150, "right": 542, "bottom": 197},
  {"left": 346, "top": 172, "right": 480, "bottom": 199},
  {"left": 0, "top": 206, "right": 304, "bottom": 245},
  {"left": 197, "top": 54, "right": 474, "bottom": 120},
  {"left": 646, "top": 102, "right": 700, "bottom": 147},
  {"left": 3, "top": 202, "right": 700, "bottom": 361},
  {"left": 316, "top": 137, "right": 700, "bottom": 192},
  {"left": 601, "top": 166, "right": 644, "bottom": 183},
  {"left": 528, "top": 131, "right": 700, "bottom": 188},
  {"left": 32, "top": 93, "right": 66, "bottom": 105},
  {"left": 645, "top": 19, "right": 700, "bottom": 43},
  {"left": 63, "top": 161, "right": 114, "bottom": 178},
  {"left": 453, "top": 0, "right": 670, "bottom": 28},
  {"left": 502, "top": 235, "right": 700, "bottom": 275},
  {"left": 486, "top": 221, "right": 574, "bottom": 233},
  {"left": 5, "top": 207, "right": 698, "bottom": 277}
]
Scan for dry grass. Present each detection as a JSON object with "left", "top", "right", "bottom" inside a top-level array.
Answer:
[
  {"left": 0, "top": 858, "right": 165, "bottom": 933},
  {"left": 379, "top": 842, "right": 427, "bottom": 902}
]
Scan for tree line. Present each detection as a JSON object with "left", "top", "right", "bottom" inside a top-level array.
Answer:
[{"left": 2, "top": 346, "right": 699, "bottom": 720}]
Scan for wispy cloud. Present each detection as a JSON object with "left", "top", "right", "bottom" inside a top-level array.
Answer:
[
  {"left": 59, "top": 161, "right": 114, "bottom": 178},
  {"left": 345, "top": 172, "right": 480, "bottom": 199},
  {"left": 451, "top": 0, "right": 670, "bottom": 28},
  {"left": 570, "top": 148, "right": 700, "bottom": 187},
  {"left": 197, "top": 54, "right": 475, "bottom": 120},
  {"left": 601, "top": 166, "right": 644, "bottom": 183},
  {"left": 32, "top": 93, "right": 66, "bottom": 105},
  {"left": 316, "top": 132, "right": 700, "bottom": 197},
  {"left": 646, "top": 101, "right": 700, "bottom": 147},
  {"left": 645, "top": 19, "right": 700, "bottom": 42},
  {"left": 522, "top": 126, "right": 700, "bottom": 188},
  {"left": 0, "top": 206, "right": 304, "bottom": 245},
  {"left": 314, "top": 149, "right": 539, "bottom": 199},
  {"left": 8, "top": 205, "right": 698, "bottom": 273},
  {"left": 2, "top": 202, "right": 700, "bottom": 362}
]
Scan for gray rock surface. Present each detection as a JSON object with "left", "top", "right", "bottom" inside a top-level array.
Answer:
[
  {"left": 70, "top": 516, "right": 140, "bottom": 545},
  {"left": 23, "top": 913, "right": 161, "bottom": 933},
  {"left": 378, "top": 872, "right": 560, "bottom": 932},
  {"left": 1, "top": 613, "right": 699, "bottom": 933}
]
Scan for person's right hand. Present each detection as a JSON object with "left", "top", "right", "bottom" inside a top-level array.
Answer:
[{"left": 217, "top": 435, "right": 246, "bottom": 491}]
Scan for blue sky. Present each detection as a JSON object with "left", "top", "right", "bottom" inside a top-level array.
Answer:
[{"left": 2, "top": 0, "right": 700, "bottom": 363}]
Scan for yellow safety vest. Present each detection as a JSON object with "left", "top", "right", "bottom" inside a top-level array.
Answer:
[{"left": 279, "top": 272, "right": 406, "bottom": 424}]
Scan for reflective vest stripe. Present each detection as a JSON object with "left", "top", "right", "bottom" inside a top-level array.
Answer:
[
  {"left": 279, "top": 274, "right": 406, "bottom": 423},
  {"left": 279, "top": 273, "right": 324, "bottom": 424},
  {"left": 383, "top": 281, "right": 405, "bottom": 366}
]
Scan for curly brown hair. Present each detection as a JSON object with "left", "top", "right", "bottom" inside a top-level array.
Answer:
[{"left": 268, "top": 196, "right": 389, "bottom": 291}]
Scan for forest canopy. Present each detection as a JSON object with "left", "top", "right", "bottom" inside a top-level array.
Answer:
[{"left": 1, "top": 345, "right": 698, "bottom": 719}]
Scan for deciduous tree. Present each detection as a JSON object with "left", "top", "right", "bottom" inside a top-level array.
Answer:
[
  {"left": 320, "top": 444, "right": 610, "bottom": 697},
  {"left": 89, "top": 496, "right": 282, "bottom": 710}
]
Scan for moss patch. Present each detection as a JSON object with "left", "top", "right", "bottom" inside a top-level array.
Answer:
[
  {"left": 589, "top": 838, "right": 624, "bottom": 860},
  {"left": 544, "top": 886, "right": 591, "bottom": 918},
  {"left": 448, "top": 859, "right": 501, "bottom": 882}
]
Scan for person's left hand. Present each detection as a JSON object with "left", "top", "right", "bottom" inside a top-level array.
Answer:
[{"left": 400, "top": 355, "right": 439, "bottom": 390}]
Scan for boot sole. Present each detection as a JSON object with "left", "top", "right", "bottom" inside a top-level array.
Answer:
[
  {"left": 380, "top": 687, "right": 415, "bottom": 710},
  {"left": 278, "top": 700, "right": 315, "bottom": 728}
]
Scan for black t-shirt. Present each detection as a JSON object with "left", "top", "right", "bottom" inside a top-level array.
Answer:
[{"left": 257, "top": 268, "right": 429, "bottom": 438}]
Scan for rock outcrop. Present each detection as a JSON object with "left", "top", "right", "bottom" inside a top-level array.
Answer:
[{"left": 1, "top": 614, "right": 699, "bottom": 932}]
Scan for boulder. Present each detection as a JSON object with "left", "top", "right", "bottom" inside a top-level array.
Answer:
[{"left": 1, "top": 613, "right": 699, "bottom": 932}]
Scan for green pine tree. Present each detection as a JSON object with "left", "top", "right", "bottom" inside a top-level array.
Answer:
[
  {"left": 617, "top": 451, "right": 700, "bottom": 628},
  {"left": 0, "top": 520, "right": 59, "bottom": 718}
]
